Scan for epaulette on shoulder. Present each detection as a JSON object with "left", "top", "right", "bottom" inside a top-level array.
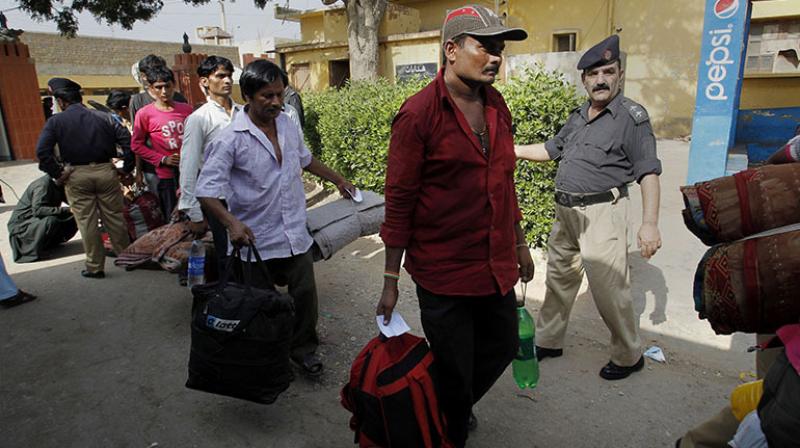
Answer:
[{"left": 621, "top": 98, "right": 649, "bottom": 125}]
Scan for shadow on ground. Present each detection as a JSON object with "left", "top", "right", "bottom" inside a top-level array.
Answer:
[{"left": 0, "top": 236, "right": 744, "bottom": 448}]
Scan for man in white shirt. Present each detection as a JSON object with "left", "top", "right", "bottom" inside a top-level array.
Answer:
[{"left": 178, "top": 56, "right": 239, "bottom": 273}]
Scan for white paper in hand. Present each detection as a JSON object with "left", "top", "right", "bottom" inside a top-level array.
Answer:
[
  {"left": 349, "top": 188, "right": 363, "bottom": 203},
  {"left": 376, "top": 312, "right": 411, "bottom": 338}
]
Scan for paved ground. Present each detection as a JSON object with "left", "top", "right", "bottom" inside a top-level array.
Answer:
[{"left": 0, "top": 141, "right": 756, "bottom": 447}]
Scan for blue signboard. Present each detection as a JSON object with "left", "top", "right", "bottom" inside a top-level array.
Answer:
[{"left": 687, "top": 0, "right": 751, "bottom": 184}]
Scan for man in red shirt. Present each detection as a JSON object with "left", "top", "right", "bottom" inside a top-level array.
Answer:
[{"left": 376, "top": 5, "right": 532, "bottom": 446}]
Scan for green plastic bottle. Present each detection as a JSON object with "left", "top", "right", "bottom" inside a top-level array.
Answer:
[{"left": 513, "top": 305, "right": 539, "bottom": 389}]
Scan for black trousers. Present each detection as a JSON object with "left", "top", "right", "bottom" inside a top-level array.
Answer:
[
  {"left": 156, "top": 177, "right": 177, "bottom": 220},
  {"left": 203, "top": 199, "right": 229, "bottom": 281},
  {"left": 416, "top": 284, "right": 518, "bottom": 448},
  {"left": 238, "top": 251, "right": 319, "bottom": 359}
]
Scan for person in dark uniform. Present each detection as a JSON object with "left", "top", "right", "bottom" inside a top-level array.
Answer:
[
  {"left": 7, "top": 174, "right": 77, "bottom": 263},
  {"left": 516, "top": 34, "right": 662, "bottom": 380},
  {"left": 36, "top": 77, "right": 135, "bottom": 278}
]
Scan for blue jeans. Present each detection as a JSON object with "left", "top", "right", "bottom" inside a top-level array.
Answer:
[{"left": 0, "top": 253, "right": 19, "bottom": 301}]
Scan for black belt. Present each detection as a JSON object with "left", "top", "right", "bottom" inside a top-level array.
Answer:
[
  {"left": 71, "top": 161, "right": 112, "bottom": 166},
  {"left": 555, "top": 186, "right": 628, "bottom": 208}
]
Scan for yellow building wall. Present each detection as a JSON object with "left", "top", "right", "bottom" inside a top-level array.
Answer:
[
  {"left": 285, "top": 0, "right": 800, "bottom": 135},
  {"left": 505, "top": 0, "right": 610, "bottom": 55},
  {"left": 506, "top": 0, "right": 704, "bottom": 137},
  {"left": 301, "top": 14, "right": 326, "bottom": 43},
  {"left": 397, "top": 0, "right": 494, "bottom": 32},
  {"left": 285, "top": 45, "right": 350, "bottom": 92},
  {"left": 741, "top": 77, "right": 800, "bottom": 109},
  {"left": 612, "top": 0, "right": 705, "bottom": 137},
  {"left": 752, "top": 0, "right": 800, "bottom": 20},
  {"left": 381, "top": 3, "right": 422, "bottom": 36},
  {"left": 324, "top": 9, "right": 349, "bottom": 43},
  {"left": 380, "top": 38, "right": 441, "bottom": 83},
  {"left": 742, "top": 1, "right": 800, "bottom": 110}
]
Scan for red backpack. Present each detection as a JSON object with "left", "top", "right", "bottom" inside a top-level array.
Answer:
[{"left": 341, "top": 333, "right": 453, "bottom": 448}]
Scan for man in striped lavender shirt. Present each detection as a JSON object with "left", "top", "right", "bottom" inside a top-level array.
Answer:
[{"left": 196, "top": 60, "right": 353, "bottom": 378}]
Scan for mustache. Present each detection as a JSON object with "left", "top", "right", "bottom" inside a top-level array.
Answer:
[
  {"left": 484, "top": 65, "right": 500, "bottom": 73},
  {"left": 592, "top": 84, "right": 610, "bottom": 92}
]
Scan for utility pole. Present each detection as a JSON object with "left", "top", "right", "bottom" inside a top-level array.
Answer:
[{"left": 218, "top": 0, "right": 228, "bottom": 32}]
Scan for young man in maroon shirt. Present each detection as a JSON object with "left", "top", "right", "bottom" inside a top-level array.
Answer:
[{"left": 376, "top": 5, "right": 533, "bottom": 446}]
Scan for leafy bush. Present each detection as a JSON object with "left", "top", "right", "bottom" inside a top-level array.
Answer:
[
  {"left": 304, "top": 65, "right": 582, "bottom": 247},
  {"left": 303, "top": 78, "right": 428, "bottom": 194},
  {"left": 497, "top": 65, "right": 583, "bottom": 247}
]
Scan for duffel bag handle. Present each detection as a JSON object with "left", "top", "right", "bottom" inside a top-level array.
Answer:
[
  {"left": 242, "top": 244, "right": 275, "bottom": 291},
  {"left": 217, "top": 244, "right": 275, "bottom": 292}
]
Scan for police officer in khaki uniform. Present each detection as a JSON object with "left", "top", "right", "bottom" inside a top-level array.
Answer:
[{"left": 516, "top": 35, "right": 662, "bottom": 380}]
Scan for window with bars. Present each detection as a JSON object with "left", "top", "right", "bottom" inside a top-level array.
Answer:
[{"left": 553, "top": 32, "right": 577, "bottom": 52}]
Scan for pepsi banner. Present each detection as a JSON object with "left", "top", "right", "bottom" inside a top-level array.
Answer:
[{"left": 687, "top": 0, "right": 751, "bottom": 184}]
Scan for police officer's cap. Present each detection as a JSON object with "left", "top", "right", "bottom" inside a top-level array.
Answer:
[
  {"left": 577, "top": 35, "right": 620, "bottom": 71},
  {"left": 47, "top": 77, "right": 82, "bottom": 94}
]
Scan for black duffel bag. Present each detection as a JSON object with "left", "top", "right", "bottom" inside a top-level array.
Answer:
[{"left": 186, "top": 245, "right": 294, "bottom": 404}]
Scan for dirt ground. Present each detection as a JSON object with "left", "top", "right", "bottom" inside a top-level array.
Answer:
[{"left": 0, "top": 141, "right": 756, "bottom": 447}]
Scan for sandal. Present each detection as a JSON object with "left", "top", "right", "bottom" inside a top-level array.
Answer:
[
  {"left": 291, "top": 352, "right": 324, "bottom": 378},
  {"left": 0, "top": 290, "right": 37, "bottom": 308}
]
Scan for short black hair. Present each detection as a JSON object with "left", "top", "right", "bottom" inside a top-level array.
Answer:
[
  {"left": 198, "top": 56, "right": 234, "bottom": 77},
  {"left": 106, "top": 90, "right": 131, "bottom": 111},
  {"left": 53, "top": 89, "right": 82, "bottom": 105},
  {"left": 138, "top": 54, "right": 167, "bottom": 73},
  {"left": 240, "top": 59, "right": 288, "bottom": 100},
  {"left": 144, "top": 66, "right": 175, "bottom": 85}
]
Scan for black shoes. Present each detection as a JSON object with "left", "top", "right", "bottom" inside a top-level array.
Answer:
[
  {"left": 536, "top": 345, "right": 563, "bottom": 361},
  {"left": 0, "top": 290, "right": 37, "bottom": 308},
  {"left": 81, "top": 270, "right": 105, "bottom": 279},
  {"left": 599, "top": 356, "right": 645, "bottom": 380},
  {"left": 467, "top": 411, "right": 477, "bottom": 432}
]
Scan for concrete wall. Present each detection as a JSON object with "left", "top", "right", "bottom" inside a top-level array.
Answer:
[
  {"left": 20, "top": 32, "right": 240, "bottom": 89},
  {"left": 741, "top": 77, "right": 800, "bottom": 109},
  {"left": 300, "top": 14, "right": 326, "bottom": 43},
  {"left": 280, "top": 0, "right": 800, "bottom": 140},
  {"left": 381, "top": 37, "right": 441, "bottom": 84},
  {"left": 505, "top": 0, "right": 704, "bottom": 138},
  {"left": 284, "top": 45, "right": 350, "bottom": 92},
  {"left": 323, "top": 9, "right": 349, "bottom": 43},
  {"left": 380, "top": 3, "right": 421, "bottom": 36},
  {"left": 397, "top": 0, "right": 494, "bottom": 32},
  {"left": 752, "top": 0, "right": 800, "bottom": 19},
  {"left": 741, "top": 0, "right": 800, "bottom": 114}
]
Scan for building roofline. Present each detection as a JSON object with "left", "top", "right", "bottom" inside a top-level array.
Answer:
[
  {"left": 22, "top": 31, "right": 237, "bottom": 48},
  {"left": 275, "top": 29, "right": 440, "bottom": 53}
]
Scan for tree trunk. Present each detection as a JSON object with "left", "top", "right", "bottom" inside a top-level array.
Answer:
[{"left": 345, "top": 0, "right": 387, "bottom": 81}]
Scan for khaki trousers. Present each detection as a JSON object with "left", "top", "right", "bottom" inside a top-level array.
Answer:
[
  {"left": 64, "top": 163, "right": 130, "bottom": 273},
  {"left": 678, "top": 405, "right": 739, "bottom": 448},
  {"left": 537, "top": 194, "right": 642, "bottom": 366}
]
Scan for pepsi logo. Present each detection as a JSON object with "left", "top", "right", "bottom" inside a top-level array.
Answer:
[{"left": 714, "top": 0, "right": 739, "bottom": 20}]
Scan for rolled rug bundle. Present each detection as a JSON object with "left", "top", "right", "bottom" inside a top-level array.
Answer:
[
  {"left": 681, "top": 163, "right": 800, "bottom": 245},
  {"left": 694, "top": 228, "right": 800, "bottom": 335}
]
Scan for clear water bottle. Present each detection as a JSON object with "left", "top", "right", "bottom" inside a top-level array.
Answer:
[
  {"left": 187, "top": 239, "right": 206, "bottom": 288},
  {"left": 513, "top": 302, "right": 540, "bottom": 389}
]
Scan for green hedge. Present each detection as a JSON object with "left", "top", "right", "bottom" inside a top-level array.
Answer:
[
  {"left": 303, "top": 65, "right": 582, "bottom": 247},
  {"left": 497, "top": 66, "right": 583, "bottom": 247},
  {"left": 303, "top": 78, "right": 428, "bottom": 194}
]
